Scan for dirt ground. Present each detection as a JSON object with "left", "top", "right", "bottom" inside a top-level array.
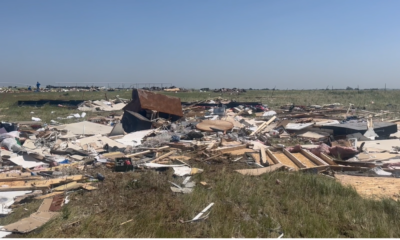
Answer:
[{"left": 336, "top": 174, "right": 400, "bottom": 200}]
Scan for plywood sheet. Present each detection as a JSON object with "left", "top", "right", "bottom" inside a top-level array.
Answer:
[
  {"left": 235, "top": 163, "right": 284, "bottom": 176},
  {"left": 3, "top": 211, "right": 59, "bottom": 233},
  {"left": 0, "top": 175, "right": 84, "bottom": 188},
  {"left": 3, "top": 198, "right": 59, "bottom": 233},
  {"left": 273, "top": 152, "right": 299, "bottom": 170},
  {"left": 292, "top": 153, "right": 316, "bottom": 168},
  {"left": 196, "top": 120, "right": 233, "bottom": 132}
]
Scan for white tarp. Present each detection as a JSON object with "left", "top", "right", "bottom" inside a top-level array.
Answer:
[
  {"left": 263, "top": 111, "right": 277, "bottom": 117},
  {"left": 55, "top": 121, "right": 113, "bottom": 136},
  {"left": 77, "top": 136, "right": 126, "bottom": 149},
  {"left": 142, "top": 163, "right": 186, "bottom": 168},
  {"left": 0, "top": 191, "right": 31, "bottom": 215},
  {"left": 78, "top": 100, "right": 126, "bottom": 112},
  {"left": 172, "top": 166, "right": 204, "bottom": 176},
  {"left": 9, "top": 155, "right": 45, "bottom": 168},
  {"left": 116, "top": 129, "right": 155, "bottom": 146},
  {"left": 0, "top": 228, "right": 11, "bottom": 238}
]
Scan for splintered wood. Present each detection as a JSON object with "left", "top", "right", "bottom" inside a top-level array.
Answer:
[
  {"left": 235, "top": 163, "right": 284, "bottom": 176},
  {"left": 291, "top": 153, "right": 316, "bottom": 168},
  {"left": 336, "top": 174, "right": 400, "bottom": 200},
  {"left": 273, "top": 152, "right": 299, "bottom": 170}
]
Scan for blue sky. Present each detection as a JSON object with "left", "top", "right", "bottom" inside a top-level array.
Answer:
[{"left": 1, "top": 0, "right": 400, "bottom": 89}]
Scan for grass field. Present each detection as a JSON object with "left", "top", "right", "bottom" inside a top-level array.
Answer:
[
  {"left": 1, "top": 89, "right": 400, "bottom": 238},
  {"left": 18, "top": 167, "right": 400, "bottom": 238},
  {"left": 2, "top": 89, "right": 400, "bottom": 123}
]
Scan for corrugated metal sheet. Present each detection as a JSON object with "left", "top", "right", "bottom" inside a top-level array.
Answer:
[{"left": 123, "top": 89, "right": 183, "bottom": 117}]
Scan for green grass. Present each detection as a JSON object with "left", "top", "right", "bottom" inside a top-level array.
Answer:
[
  {"left": 2, "top": 89, "right": 400, "bottom": 124},
  {"left": 19, "top": 163, "right": 400, "bottom": 238},
  {"left": 0, "top": 90, "right": 132, "bottom": 124}
]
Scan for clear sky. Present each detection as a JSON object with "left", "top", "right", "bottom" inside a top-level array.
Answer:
[{"left": 1, "top": 0, "right": 400, "bottom": 89}]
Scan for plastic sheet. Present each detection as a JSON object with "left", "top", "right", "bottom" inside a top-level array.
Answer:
[{"left": 0, "top": 138, "right": 23, "bottom": 152}]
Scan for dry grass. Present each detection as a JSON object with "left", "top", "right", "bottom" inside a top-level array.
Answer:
[{"left": 17, "top": 161, "right": 400, "bottom": 238}]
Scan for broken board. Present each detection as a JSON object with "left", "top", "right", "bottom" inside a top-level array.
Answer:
[{"left": 235, "top": 163, "right": 284, "bottom": 176}]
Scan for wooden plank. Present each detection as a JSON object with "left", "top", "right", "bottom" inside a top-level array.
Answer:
[
  {"left": 283, "top": 149, "right": 306, "bottom": 168},
  {"left": 102, "top": 152, "right": 126, "bottom": 159},
  {"left": 154, "top": 146, "right": 170, "bottom": 152},
  {"left": 303, "top": 165, "right": 368, "bottom": 172},
  {"left": 53, "top": 182, "right": 84, "bottom": 191},
  {"left": 300, "top": 149, "right": 328, "bottom": 166},
  {"left": 0, "top": 175, "right": 85, "bottom": 188},
  {"left": 266, "top": 149, "right": 281, "bottom": 164},
  {"left": 333, "top": 160, "right": 375, "bottom": 168},
  {"left": 0, "top": 172, "right": 32, "bottom": 178},
  {"left": 250, "top": 116, "right": 276, "bottom": 136},
  {"left": 298, "top": 165, "right": 330, "bottom": 173},
  {"left": 260, "top": 147, "right": 267, "bottom": 165},
  {"left": 126, "top": 150, "right": 151, "bottom": 158},
  {"left": 135, "top": 146, "right": 170, "bottom": 151},
  {"left": 0, "top": 176, "right": 44, "bottom": 182},
  {"left": 81, "top": 184, "right": 97, "bottom": 191},
  {"left": 206, "top": 141, "right": 219, "bottom": 151},
  {"left": 150, "top": 151, "right": 176, "bottom": 163},
  {"left": 235, "top": 163, "right": 284, "bottom": 176},
  {"left": 320, "top": 153, "right": 338, "bottom": 165},
  {"left": 250, "top": 122, "right": 267, "bottom": 136},
  {"left": 0, "top": 185, "right": 49, "bottom": 192}
]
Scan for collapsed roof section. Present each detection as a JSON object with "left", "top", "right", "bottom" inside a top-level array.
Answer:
[
  {"left": 122, "top": 89, "right": 183, "bottom": 133},
  {"left": 123, "top": 89, "right": 183, "bottom": 117},
  {"left": 321, "top": 122, "right": 397, "bottom": 138}
]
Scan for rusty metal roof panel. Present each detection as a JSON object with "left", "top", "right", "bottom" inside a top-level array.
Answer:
[{"left": 126, "top": 89, "right": 183, "bottom": 117}]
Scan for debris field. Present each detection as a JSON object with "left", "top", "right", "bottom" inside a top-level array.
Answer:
[{"left": 1, "top": 89, "right": 400, "bottom": 237}]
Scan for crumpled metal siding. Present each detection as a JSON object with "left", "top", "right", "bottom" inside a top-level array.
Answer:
[{"left": 127, "top": 89, "right": 183, "bottom": 117}]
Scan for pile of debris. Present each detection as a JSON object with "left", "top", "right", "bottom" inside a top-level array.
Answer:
[
  {"left": 1, "top": 88, "right": 400, "bottom": 236},
  {"left": 77, "top": 97, "right": 128, "bottom": 112}
]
